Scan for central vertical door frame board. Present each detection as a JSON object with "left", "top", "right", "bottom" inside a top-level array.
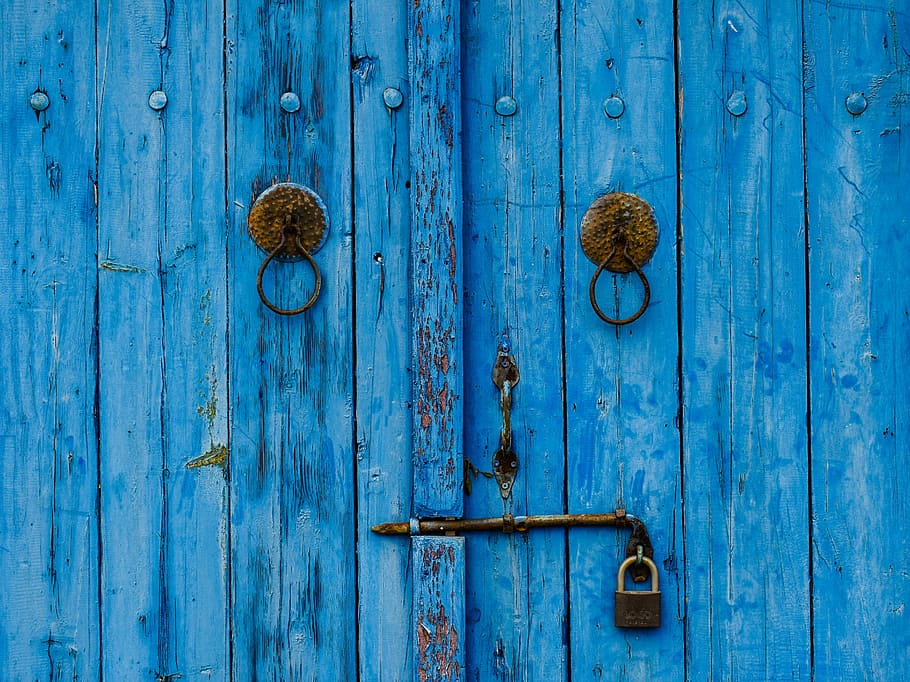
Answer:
[
  {"left": 678, "top": 1, "right": 810, "bottom": 678},
  {"left": 408, "top": 1, "right": 466, "bottom": 680},
  {"left": 460, "top": 1, "right": 567, "bottom": 679},
  {"left": 0, "top": 2, "right": 100, "bottom": 676},
  {"left": 97, "top": 0, "right": 230, "bottom": 678},
  {"left": 805, "top": 2, "right": 910, "bottom": 677},
  {"left": 352, "top": 1, "right": 414, "bottom": 679},
  {"left": 561, "top": 1, "right": 684, "bottom": 676},
  {"left": 226, "top": 2, "right": 356, "bottom": 678}
]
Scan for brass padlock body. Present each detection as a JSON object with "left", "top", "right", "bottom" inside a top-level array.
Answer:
[{"left": 614, "top": 555, "right": 661, "bottom": 628}]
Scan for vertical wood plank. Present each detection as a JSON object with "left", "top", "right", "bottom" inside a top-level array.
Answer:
[
  {"left": 414, "top": 537, "right": 466, "bottom": 682},
  {"left": 410, "top": 0, "right": 464, "bottom": 518},
  {"left": 408, "top": 3, "right": 466, "bottom": 680},
  {"left": 226, "top": 1, "right": 356, "bottom": 679},
  {"left": 460, "top": 1, "right": 567, "bottom": 679},
  {"left": 96, "top": 0, "right": 229, "bottom": 678},
  {"left": 0, "top": 2, "right": 99, "bottom": 677},
  {"left": 351, "top": 2, "right": 414, "bottom": 679},
  {"left": 806, "top": 1, "right": 910, "bottom": 677},
  {"left": 561, "top": 1, "right": 684, "bottom": 677},
  {"left": 678, "top": 0, "right": 810, "bottom": 678}
]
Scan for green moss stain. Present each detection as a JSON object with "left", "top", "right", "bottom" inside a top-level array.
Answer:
[{"left": 186, "top": 444, "right": 228, "bottom": 469}]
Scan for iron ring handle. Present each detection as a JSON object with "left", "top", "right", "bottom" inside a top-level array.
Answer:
[
  {"left": 255, "top": 231, "right": 322, "bottom": 315},
  {"left": 588, "top": 248, "right": 651, "bottom": 326}
]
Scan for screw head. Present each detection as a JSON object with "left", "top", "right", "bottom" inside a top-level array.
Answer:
[
  {"left": 603, "top": 95, "right": 625, "bottom": 119},
  {"left": 382, "top": 87, "right": 403, "bottom": 109},
  {"left": 845, "top": 92, "right": 868, "bottom": 116},
  {"left": 500, "top": 482, "right": 509, "bottom": 490},
  {"left": 280, "top": 92, "right": 301, "bottom": 113},
  {"left": 495, "top": 95, "right": 517, "bottom": 117},
  {"left": 726, "top": 90, "right": 747, "bottom": 117},
  {"left": 148, "top": 90, "right": 168, "bottom": 111},
  {"left": 29, "top": 90, "right": 50, "bottom": 112}
]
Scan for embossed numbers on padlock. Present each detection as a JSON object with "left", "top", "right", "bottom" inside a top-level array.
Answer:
[{"left": 614, "top": 555, "right": 660, "bottom": 628}]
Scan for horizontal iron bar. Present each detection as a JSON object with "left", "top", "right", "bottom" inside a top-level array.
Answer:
[{"left": 371, "top": 511, "right": 639, "bottom": 536}]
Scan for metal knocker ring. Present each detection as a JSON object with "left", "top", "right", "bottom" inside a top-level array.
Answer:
[
  {"left": 580, "top": 192, "right": 659, "bottom": 326},
  {"left": 255, "top": 219, "right": 323, "bottom": 315},
  {"left": 247, "top": 182, "right": 329, "bottom": 316},
  {"left": 589, "top": 244, "right": 651, "bottom": 326}
]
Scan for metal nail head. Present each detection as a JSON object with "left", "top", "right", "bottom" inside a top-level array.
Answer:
[
  {"left": 280, "top": 92, "right": 301, "bottom": 113},
  {"left": 604, "top": 95, "right": 625, "bottom": 119},
  {"left": 495, "top": 96, "right": 517, "bottom": 117},
  {"left": 845, "top": 92, "right": 867, "bottom": 116},
  {"left": 382, "top": 87, "right": 403, "bottom": 109},
  {"left": 726, "top": 90, "right": 747, "bottom": 117},
  {"left": 148, "top": 90, "right": 168, "bottom": 111},
  {"left": 29, "top": 90, "right": 50, "bottom": 112}
]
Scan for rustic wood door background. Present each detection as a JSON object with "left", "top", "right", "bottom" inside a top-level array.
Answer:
[{"left": 2, "top": 0, "right": 908, "bottom": 680}]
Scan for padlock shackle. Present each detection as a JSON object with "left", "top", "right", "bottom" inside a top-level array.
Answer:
[{"left": 617, "top": 555, "right": 658, "bottom": 592}]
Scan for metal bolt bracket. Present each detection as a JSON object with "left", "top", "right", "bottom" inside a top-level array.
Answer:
[
  {"left": 580, "top": 192, "right": 658, "bottom": 325},
  {"left": 247, "top": 183, "right": 328, "bottom": 315},
  {"left": 491, "top": 344, "right": 520, "bottom": 499}
]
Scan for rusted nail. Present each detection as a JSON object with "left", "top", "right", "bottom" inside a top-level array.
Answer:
[
  {"left": 280, "top": 92, "right": 301, "bottom": 113},
  {"left": 29, "top": 90, "right": 50, "bottom": 112},
  {"left": 494, "top": 95, "right": 517, "bottom": 117},
  {"left": 604, "top": 95, "right": 625, "bottom": 119},
  {"left": 726, "top": 90, "right": 747, "bottom": 116},
  {"left": 845, "top": 92, "right": 867, "bottom": 116},
  {"left": 382, "top": 87, "right": 403, "bottom": 109},
  {"left": 148, "top": 90, "right": 168, "bottom": 111}
]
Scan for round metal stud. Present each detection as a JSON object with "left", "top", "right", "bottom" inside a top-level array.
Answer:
[
  {"left": 29, "top": 90, "right": 50, "bottom": 112},
  {"left": 495, "top": 95, "right": 517, "bottom": 117},
  {"left": 382, "top": 87, "right": 404, "bottom": 109},
  {"left": 726, "top": 90, "right": 747, "bottom": 117},
  {"left": 280, "top": 92, "right": 301, "bottom": 113},
  {"left": 845, "top": 92, "right": 868, "bottom": 116},
  {"left": 148, "top": 90, "right": 168, "bottom": 111},
  {"left": 604, "top": 95, "right": 625, "bottom": 119}
]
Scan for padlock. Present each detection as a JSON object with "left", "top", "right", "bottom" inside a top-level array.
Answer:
[{"left": 614, "top": 555, "right": 660, "bottom": 628}]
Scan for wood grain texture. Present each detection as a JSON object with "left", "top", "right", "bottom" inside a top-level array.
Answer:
[
  {"left": 678, "top": 1, "right": 811, "bottom": 678},
  {"left": 96, "top": 1, "right": 229, "bottom": 678},
  {"left": 351, "top": 2, "right": 415, "bottom": 680},
  {"left": 226, "top": 1, "right": 356, "bottom": 679},
  {"left": 460, "top": 1, "right": 567, "bottom": 679},
  {"left": 805, "top": 1, "right": 910, "bottom": 677},
  {"left": 560, "top": 1, "right": 684, "bottom": 677},
  {"left": 409, "top": 0, "right": 464, "bottom": 517},
  {"left": 0, "top": 2, "right": 99, "bottom": 678},
  {"left": 414, "top": 537, "right": 466, "bottom": 682}
]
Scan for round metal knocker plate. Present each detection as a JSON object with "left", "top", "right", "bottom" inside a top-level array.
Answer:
[
  {"left": 580, "top": 192, "right": 658, "bottom": 273},
  {"left": 248, "top": 183, "right": 328, "bottom": 259}
]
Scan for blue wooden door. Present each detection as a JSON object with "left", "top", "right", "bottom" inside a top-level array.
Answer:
[{"left": 2, "top": 1, "right": 908, "bottom": 680}]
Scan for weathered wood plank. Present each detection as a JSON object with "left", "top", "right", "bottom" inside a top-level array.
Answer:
[
  {"left": 409, "top": 0, "right": 464, "bottom": 518},
  {"left": 460, "top": 1, "right": 567, "bottom": 679},
  {"left": 96, "top": 0, "right": 229, "bottom": 678},
  {"left": 561, "top": 0, "right": 684, "bottom": 676},
  {"left": 805, "top": 1, "right": 910, "bottom": 677},
  {"left": 351, "top": 2, "right": 414, "bottom": 679},
  {"left": 413, "top": 537, "right": 465, "bottom": 682},
  {"left": 0, "top": 2, "right": 99, "bottom": 678},
  {"left": 226, "top": 1, "right": 356, "bottom": 678},
  {"left": 678, "top": 0, "right": 811, "bottom": 678}
]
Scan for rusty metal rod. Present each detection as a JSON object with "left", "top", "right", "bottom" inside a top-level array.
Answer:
[{"left": 371, "top": 511, "right": 638, "bottom": 536}]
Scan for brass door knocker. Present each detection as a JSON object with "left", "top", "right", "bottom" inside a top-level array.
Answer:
[
  {"left": 581, "top": 192, "right": 659, "bottom": 326},
  {"left": 247, "top": 182, "right": 328, "bottom": 315}
]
